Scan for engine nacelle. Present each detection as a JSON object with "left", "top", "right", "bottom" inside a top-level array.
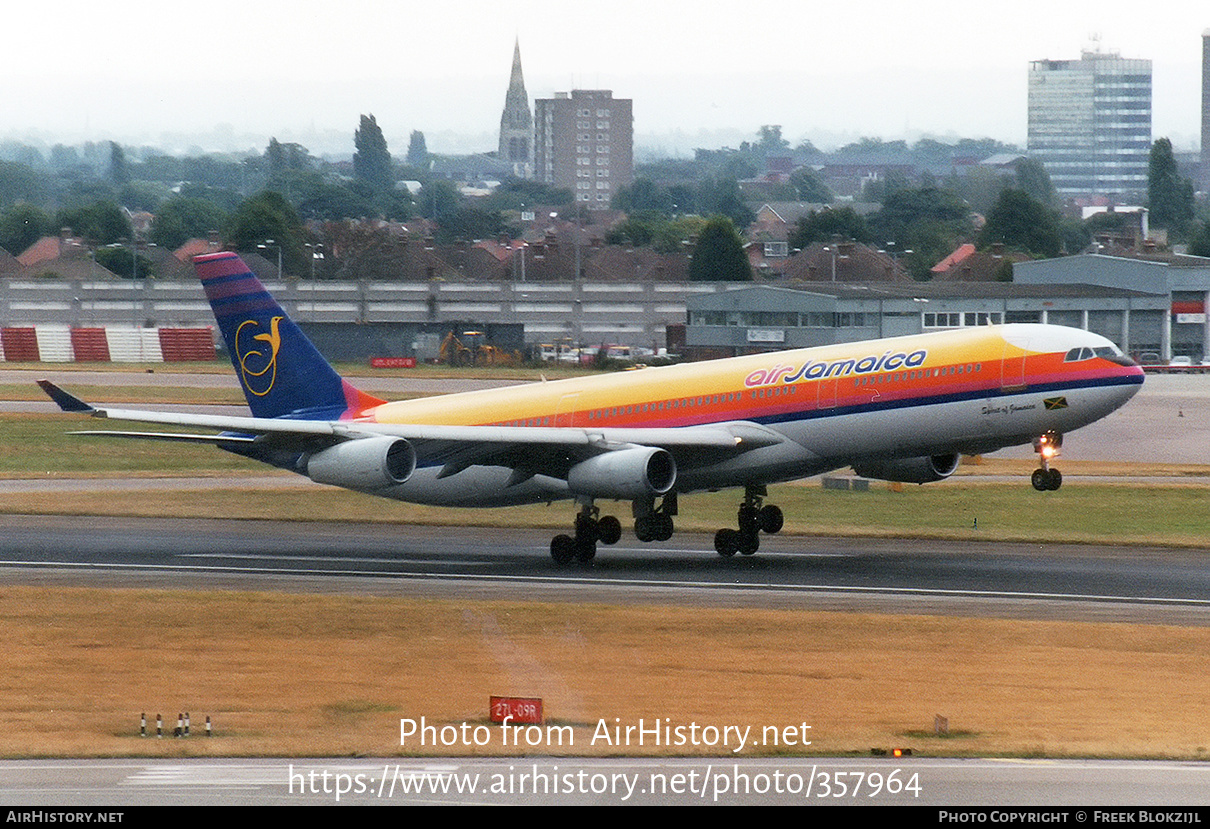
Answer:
[
  {"left": 306, "top": 436, "right": 416, "bottom": 490},
  {"left": 851, "top": 452, "right": 961, "bottom": 484},
  {"left": 567, "top": 447, "right": 676, "bottom": 500}
]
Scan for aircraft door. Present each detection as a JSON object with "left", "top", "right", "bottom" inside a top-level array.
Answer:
[
  {"left": 1001, "top": 338, "right": 1028, "bottom": 392},
  {"left": 818, "top": 377, "right": 837, "bottom": 409},
  {"left": 985, "top": 336, "right": 1029, "bottom": 435},
  {"left": 555, "top": 393, "right": 580, "bottom": 427}
]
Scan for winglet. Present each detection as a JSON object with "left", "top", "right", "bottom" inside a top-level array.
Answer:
[{"left": 37, "top": 380, "right": 97, "bottom": 414}]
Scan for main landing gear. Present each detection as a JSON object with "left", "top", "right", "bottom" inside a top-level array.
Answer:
[
  {"left": 548, "top": 488, "right": 787, "bottom": 565},
  {"left": 550, "top": 493, "right": 677, "bottom": 566},
  {"left": 714, "top": 485, "right": 784, "bottom": 558},
  {"left": 550, "top": 501, "right": 622, "bottom": 566},
  {"left": 634, "top": 492, "right": 676, "bottom": 543},
  {"left": 1031, "top": 431, "right": 1063, "bottom": 491}
]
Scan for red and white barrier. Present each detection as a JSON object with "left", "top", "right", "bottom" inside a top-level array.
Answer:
[{"left": 0, "top": 326, "right": 215, "bottom": 362}]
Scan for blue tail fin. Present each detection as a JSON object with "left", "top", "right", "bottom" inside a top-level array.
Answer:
[{"left": 194, "top": 251, "right": 383, "bottom": 420}]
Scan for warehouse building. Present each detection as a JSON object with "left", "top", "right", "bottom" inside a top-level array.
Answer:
[{"left": 685, "top": 281, "right": 1167, "bottom": 361}]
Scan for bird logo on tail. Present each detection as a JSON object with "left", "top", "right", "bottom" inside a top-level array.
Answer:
[{"left": 235, "top": 316, "right": 283, "bottom": 397}]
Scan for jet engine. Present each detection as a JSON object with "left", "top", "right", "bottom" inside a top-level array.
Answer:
[
  {"left": 306, "top": 436, "right": 416, "bottom": 489},
  {"left": 851, "top": 452, "right": 961, "bottom": 484},
  {"left": 566, "top": 446, "right": 676, "bottom": 500}
]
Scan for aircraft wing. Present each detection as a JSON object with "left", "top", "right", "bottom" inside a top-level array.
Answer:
[{"left": 38, "top": 380, "right": 784, "bottom": 476}]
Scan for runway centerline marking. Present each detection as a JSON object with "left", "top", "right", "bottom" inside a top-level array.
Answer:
[{"left": 177, "top": 553, "right": 496, "bottom": 567}]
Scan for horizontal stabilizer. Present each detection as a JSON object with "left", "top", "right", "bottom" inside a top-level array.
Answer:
[{"left": 37, "top": 380, "right": 95, "bottom": 413}]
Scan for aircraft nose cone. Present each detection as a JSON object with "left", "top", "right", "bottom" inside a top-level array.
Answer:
[{"left": 1118, "top": 364, "right": 1145, "bottom": 403}]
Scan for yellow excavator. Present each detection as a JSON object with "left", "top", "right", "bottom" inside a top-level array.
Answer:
[{"left": 439, "top": 330, "right": 521, "bottom": 367}]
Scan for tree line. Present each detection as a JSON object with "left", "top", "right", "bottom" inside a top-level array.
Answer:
[{"left": 2, "top": 121, "right": 1207, "bottom": 280}]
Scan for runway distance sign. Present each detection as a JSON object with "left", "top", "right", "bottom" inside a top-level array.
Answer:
[
  {"left": 491, "top": 696, "right": 543, "bottom": 724},
  {"left": 370, "top": 357, "right": 417, "bottom": 368}
]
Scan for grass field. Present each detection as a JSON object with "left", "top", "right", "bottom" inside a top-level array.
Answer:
[{"left": 2, "top": 586, "right": 1208, "bottom": 760}]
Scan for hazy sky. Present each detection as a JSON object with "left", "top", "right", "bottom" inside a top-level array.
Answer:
[{"left": 1, "top": 0, "right": 1205, "bottom": 157}]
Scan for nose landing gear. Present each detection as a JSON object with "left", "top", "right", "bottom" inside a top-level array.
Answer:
[{"left": 1031, "top": 431, "right": 1063, "bottom": 491}]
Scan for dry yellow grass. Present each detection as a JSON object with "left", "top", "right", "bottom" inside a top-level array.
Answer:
[{"left": 0, "top": 585, "right": 1207, "bottom": 760}]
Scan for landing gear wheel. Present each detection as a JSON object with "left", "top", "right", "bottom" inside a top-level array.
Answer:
[
  {"left": 758, "top": 504, "right": 784, "bottom": 534},
  {"left": 551, "top": 534, "right": 576, "bottom": 566},
  {"left": 573, "top": 513, "right": 598, "bottom": 564},
  {"left": 717, "top": 487, "right": 781, "bottom": 558},
  {"left": 575, "top": 538, "right": 597, "bottom": 563},
  {"left": 634, "top": 515, "right": 657, "bottom": 542},
  {"left": 738, "top": 503, "right": 759, "bottom": 530},
  {"left": 714, "top": 528, "right": 740, "bottom": 558},
  {"left": 634, "top": 511, "right": 675, "bottom": 543},
  {"left": 654, "top": 514, "right": 674, "bottom": 542},
  {"left": 597, "top": 515, "right": 622, "bottom": 545},
  {"left": 738, "top": 530, "right": 760, "bottom": 556},
  {"left": 1031, "top": 468, "right": 1063, "bottom": 491}
]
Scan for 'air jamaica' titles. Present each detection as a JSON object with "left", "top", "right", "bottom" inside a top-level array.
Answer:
[{"left": 744, "top": 348, "right": 928, "bottom": 388}]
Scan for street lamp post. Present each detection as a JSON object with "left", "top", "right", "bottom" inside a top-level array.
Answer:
[
  {"left": 305, "top": 243, "right": 324, "bottom": 279},
  {"left": 303, "top": 243, "right": 324, "bottom": 320}
]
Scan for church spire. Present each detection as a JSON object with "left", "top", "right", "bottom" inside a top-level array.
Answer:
[{"left": 499, "top": 38, "right": 533, "bottom": 178}]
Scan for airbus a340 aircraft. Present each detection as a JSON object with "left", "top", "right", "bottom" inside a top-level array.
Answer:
[{"left": 41, "top": 251, "right": 1144, "bottom": 565}]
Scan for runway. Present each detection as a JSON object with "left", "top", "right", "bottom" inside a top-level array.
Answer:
[{"left": 1, "top": 514, "right": 1207, "bottom": 624}]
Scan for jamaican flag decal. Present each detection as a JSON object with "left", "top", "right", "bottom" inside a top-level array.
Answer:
[{"left": 1044, "top": 396, "right": 1068, "bottom": 410}]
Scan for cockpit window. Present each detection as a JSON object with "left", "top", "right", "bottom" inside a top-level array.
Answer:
[
  {"left": 1066, "top": 343, "right": 1135, "bottom": 366},
  {"left": 1064, "top": 347, "right": 1094, "bottom": 362},
  {"left": 1064, "top": 344, "right": 1134, "bottom": 366}
]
